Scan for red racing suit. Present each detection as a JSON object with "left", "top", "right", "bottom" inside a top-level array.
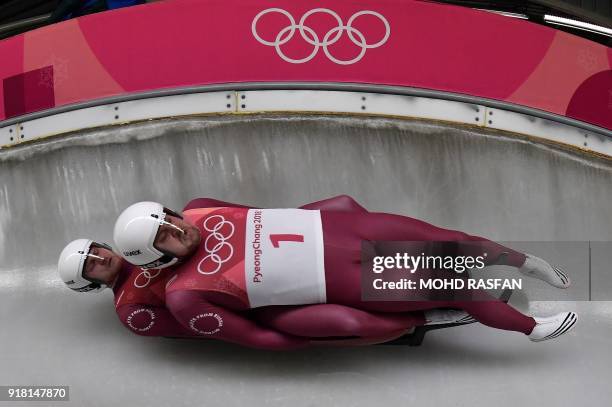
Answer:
[
  {"left": 113, "top": 261, "right": 197, "bottom": 337},
  {"left": 166, "top": 195, "right": 535, "bottom": 350},
  {"left": 115, "top": 195, "right": 421, "bottom": 345},
  {"left": 165, "top": 196, "right": 427, "bottom": 350}
]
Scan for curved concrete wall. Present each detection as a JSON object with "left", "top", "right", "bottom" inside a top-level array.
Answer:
[{"left": 1, "top": 115, "right": 611, "bottom": 274}]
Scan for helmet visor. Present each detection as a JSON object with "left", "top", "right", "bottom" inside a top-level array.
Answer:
[
  {"left": 163, "top": 207, "right": 183, "bottom": 220},
  {"left": 151, "top": 210, "right": 185, "bottom": 260},
  {"left": 82, "top": 242, "right": 113, "bottom": 286}
]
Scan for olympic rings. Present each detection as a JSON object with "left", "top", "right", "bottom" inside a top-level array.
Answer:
[
  {"left": 252, "top": 8, "right": 390, "bottom": 65},
  {"left": 134, "top": 268, "right": 162, "bottom": 288},
  {"left": 197, "top": 215, "right": 235, "bottom": 275}
]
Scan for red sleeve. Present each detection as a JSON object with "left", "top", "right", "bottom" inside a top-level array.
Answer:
[
  {"left": 166, "top": 290, "right": 309, "bottom": 350},
  {"left": 252, "top": 303, "right": 423, "bottom": 337},
  {"left": 183, "top": 198, "right": 256, "bottom": 212},
  {"left": 116, "top": 304, "right": 197, "bottom": 337},
  {"left": 299, "top": 195, "right": 368, "bottom": 213},
  {"left": 184, "top": 195, "right": 368, "bottom": 213}
]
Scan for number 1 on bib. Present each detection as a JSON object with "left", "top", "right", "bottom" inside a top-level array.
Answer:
[{"left": 269, "top": 234, "right": 304, "bottom": 248}]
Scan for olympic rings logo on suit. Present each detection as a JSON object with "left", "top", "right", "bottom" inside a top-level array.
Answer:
[
  {"left": 134, "top": 268, "right": 162, "bottom": 288},
  {"left": 165, "top": 274, "right": 178, "bottom": 289},
  {"left": 251, "top": 8, "right": 390, "bottom": 65},
  {"left": 197, "top": 215, "right": 235, "bottom": 275}
]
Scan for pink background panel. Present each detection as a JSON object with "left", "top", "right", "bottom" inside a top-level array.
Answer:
[
  {"left": 78, "top": 0, "right": 555, "bottom": 99},
  {"left": 0, "top": 35, "right": 24, "bottom": 120},
  {"left": 0, "top": 0, "right": 610, "bottom": 130}
]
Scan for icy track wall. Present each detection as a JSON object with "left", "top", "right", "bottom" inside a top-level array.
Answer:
[{"left": 1, "top": 115, "right": 612, "bottom": 274}]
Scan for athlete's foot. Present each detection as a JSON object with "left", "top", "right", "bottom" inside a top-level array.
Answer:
[
  {"left": 528, "top": 312, "right": 577, "bottom": 342},
  {"left": 518, "top": 254, "right": 571, "bottom": 289},
  {"left": 424, "top": 309, "right": 476, "bottom": 326}
]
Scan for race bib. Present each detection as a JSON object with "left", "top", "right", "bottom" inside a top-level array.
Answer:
[{"left": 245, "top": 209, "right": 326, "bottom": 307}]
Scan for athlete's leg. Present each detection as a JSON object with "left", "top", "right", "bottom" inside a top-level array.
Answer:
[
  {"left": 322, "top": 212, "right": 573, "bottom": 339},
  {"left": 344, "top": 262, "right": 572, "bottom": 338},
  {"left": 323, "top": 211, "right": 524, "bottom": 301},
  {"left": 443, "top": 300, "right": 536, "bottom": 334},
  {"left": 352, "top": 297, "right": 576, "bottom": 340},
  {"left": 359, "top": 297, "right": 535, "bottom": 334},
  {"left": 300, "top": 195, "right": 369, "bottom": 213},
  {"left": 351, "top": 212, "right": 527, "bottom": 267},
  {"left": 323, "top": 256, "right": 536, "bottom": 334},
  {"left": 251, "top": 303, "right": 425, "bottom": 337},
  {"left": 351, "top": 212, "right": 570, "bottom": 288}
]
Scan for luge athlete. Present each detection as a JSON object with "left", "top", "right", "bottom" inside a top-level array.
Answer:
[
  {"left": 112, "top": 195, "right": 576, "bottom": 350},
  {"left": 57, "top": 239, "right": 197, "bottom": 338},
  {"left": 58, "top": 197, "right": 461, "bottom": 345}
]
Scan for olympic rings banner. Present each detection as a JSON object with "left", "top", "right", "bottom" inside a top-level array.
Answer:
[{"left": 0, "top": 0, "right": 611, "bottom": 129}]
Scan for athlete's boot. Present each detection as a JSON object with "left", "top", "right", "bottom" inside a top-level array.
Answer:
[
  {"left": 528, "top": 312, "right": 577, "bottom": 342},
  {"left": 519, "top": 254, "right": 571, "bottom": 289}
]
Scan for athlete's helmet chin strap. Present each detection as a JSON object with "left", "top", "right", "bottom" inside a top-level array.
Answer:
[
  {"left": 158, "top": 219, "right": 185, "bottom": 234},
  {"left": 85, "top": 253, "right": 104, "bottom": 261}
]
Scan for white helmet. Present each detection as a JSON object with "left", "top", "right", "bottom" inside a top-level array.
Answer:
[
  {"left": 58, "top": 239, "right": 113, "bottom": 293},
  {"left": 113, "top": 201, "right": 184, "bottom": 270}
]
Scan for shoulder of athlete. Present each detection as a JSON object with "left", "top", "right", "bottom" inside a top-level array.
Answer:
[{"left": 111, "top": 261, "right": 133, "bottom": 294}]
